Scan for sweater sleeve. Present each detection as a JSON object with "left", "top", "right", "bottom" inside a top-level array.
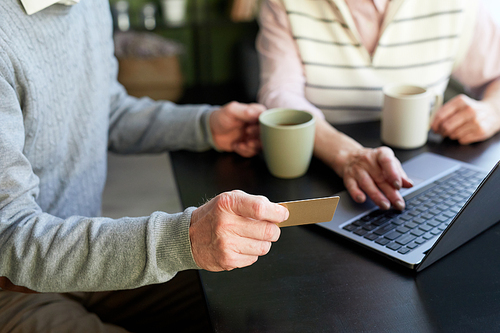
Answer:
[
  {"left": 451, "top": 2, "right": 500, "bottom": 92},
  {"left": 106, "top": 53, "right": 217, "bottom": 154},
  {"left": 0, "top": 72, "right": 200, "bottom": 293}
]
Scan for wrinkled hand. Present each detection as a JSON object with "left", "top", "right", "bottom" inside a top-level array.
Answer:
[
  {"left": 210, "top": 101, "right": 266, "bottom": 157},
  {"left": 189, "top": 190, "right": 289, "bottom": 271},
  {"left": 431, "top": 94, "right": 500, "bottom": 145},
  {"left": 337, "top": 147, "right": 413, "bottom": 211},
  {"left": 314, "top": 119, "right": 412, "bottom": 210}
]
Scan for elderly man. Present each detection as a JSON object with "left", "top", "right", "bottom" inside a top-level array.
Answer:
[{"left": 0, "top": 0, "right": 288, "bottom": 332}]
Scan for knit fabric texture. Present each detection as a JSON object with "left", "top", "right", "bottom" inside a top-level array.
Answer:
[{"left": 0, "top": 0, "right": 213, "bottom": 292}]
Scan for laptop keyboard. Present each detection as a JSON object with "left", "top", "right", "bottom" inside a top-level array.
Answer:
[{"left": 342, "top": 167, "right": 487, "bottom": 255}]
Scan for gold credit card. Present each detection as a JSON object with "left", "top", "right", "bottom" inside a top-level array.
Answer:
[{"left": 278, "top": 196, "right": 339, "bottom": 227}]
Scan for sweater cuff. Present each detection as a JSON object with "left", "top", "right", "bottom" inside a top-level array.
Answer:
[
  {"left": 154, "top": 207, "right": 200, "bottom": 273},
  {"left": 201, "top": 106, "right": 223, "bottom": 152}
]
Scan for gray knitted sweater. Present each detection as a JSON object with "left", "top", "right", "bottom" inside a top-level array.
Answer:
[{"left": 0, "top": 0, "right": 213, "bottom": 292}]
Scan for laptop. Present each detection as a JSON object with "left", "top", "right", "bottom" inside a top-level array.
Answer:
[{"left": 318, "top": 152, "right": 500, "bottom": 272}]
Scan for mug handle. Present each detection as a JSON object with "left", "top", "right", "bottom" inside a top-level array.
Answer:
[{"left": 428, "top": 94, "right": 443, "bottom": 129}]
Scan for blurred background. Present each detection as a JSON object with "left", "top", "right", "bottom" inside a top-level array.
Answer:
[{"left": 109, "top": 0, "right": 261, "bottom": 106}]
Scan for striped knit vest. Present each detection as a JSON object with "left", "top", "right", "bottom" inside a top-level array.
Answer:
[{"left": 282, "top": 0, "right": 478, "bottom": 124}]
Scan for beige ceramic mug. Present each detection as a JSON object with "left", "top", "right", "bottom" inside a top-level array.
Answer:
[
  {"left": 381, "top": 84, "right": 442, "bottom": 149},
  {"left": 259, "top": 108, "right": 316, "bottom": 179}
]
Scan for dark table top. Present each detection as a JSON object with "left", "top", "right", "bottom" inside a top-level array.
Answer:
[{"left": 170, "top": 121, "right": 500, "bottom": 333}]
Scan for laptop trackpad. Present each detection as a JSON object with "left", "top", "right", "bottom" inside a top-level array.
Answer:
[{"left": 402, "top": 153, "right": 461, "bottom": 186}]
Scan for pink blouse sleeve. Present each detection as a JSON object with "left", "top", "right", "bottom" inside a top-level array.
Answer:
[
  {"left": 452, "top": 2, "right": 500, "bottom": 93},
  {"left": 256, "top": 0, "right": 325, "bottom": 119}
]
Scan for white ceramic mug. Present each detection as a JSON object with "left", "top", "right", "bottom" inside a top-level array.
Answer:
[{"left": 381, "top": 84, "right": 442, "bottom": 149}]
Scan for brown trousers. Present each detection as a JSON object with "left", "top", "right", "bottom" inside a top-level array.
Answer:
[{"left": 0, "top": 270, "right": 212, "bottom": 333}]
